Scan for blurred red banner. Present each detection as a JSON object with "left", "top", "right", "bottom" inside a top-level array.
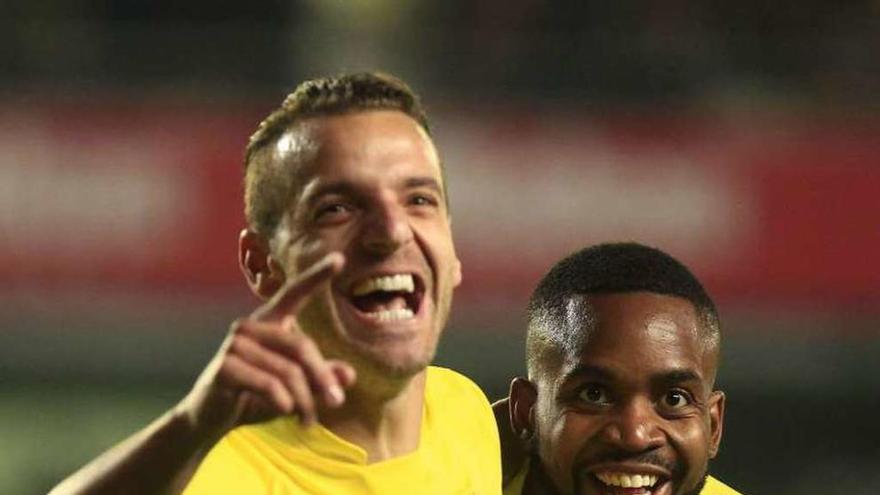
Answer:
[{"left": 2, "top": 101, "right": 878, "bottom": 312}]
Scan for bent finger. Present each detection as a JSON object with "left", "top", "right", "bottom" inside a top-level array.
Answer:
[
  {"left": 235, "top": 319, "right": 345, "bottom": 410},
  {"left": 220, "top": 354, "right": 293, "bottom": 414},
  {"left": 252, "top": 252, "right": 344, "bottom": 322},
  {"left": 229, "top": 334, "right": 319, "bottom": 425},
  {"left": 277, "top": 317, "right": 346, "bottom": 407},
  {"left": 328, "top": 360, "right": 357, "bottom": 389}
]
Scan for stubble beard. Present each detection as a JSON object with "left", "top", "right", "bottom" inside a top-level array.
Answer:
[
  {"left": 680, "top": 473, "right": 708, "bottom": 495},
  {"left": 298, "top": 291, "right": 446, "bottom": 389}
]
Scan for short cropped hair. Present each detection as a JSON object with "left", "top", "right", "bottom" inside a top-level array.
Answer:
[
  {"left": 244, "top": 72, "right": 432, "bottom": 237},
  {"left": 526, "top": 242, "right": 721, "bottom": 378}
]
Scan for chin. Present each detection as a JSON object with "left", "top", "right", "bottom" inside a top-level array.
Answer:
[
  {"left": 678, "top": 473, "right": 708, "bottom": 495},
  {"left": 301, "top": 296, "right": 441, "bottom": 381},
  {"left": 354, "top": 338, "right": 438, "bottom": 379}
]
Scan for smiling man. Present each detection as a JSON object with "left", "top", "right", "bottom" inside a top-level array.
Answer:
[
  {"left": 50, "top": 73, "right": 501, "bottom": 494},
  {"left": 501, "top": 243, "right": 741, "bottom": 495}
]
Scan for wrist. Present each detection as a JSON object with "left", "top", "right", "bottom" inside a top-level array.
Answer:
[{"left": 170, "top": 400, "right": 228, "bottom": 453}]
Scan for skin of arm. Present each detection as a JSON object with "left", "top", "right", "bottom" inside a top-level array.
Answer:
[
  {"left": 49, "top": 407, "right": 219, "bottom": 495},
  {"left": 49, "top": 253, "right": 355, "bottom": 495}
]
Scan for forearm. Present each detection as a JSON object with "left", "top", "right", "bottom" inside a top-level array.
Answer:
[
  {"left": 50, "top": 255, "right": 351, "bottom": 495},
  {"left": 49, "top": 405, "right": 222, "bottom": 495}
]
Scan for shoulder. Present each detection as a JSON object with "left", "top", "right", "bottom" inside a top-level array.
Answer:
[
  {"left": 424, "top": 366, "right": 503, "bottom": 494},
  {"left": 425, "top": 365, "right": 495, "bottom": 432},
  {"left": 426, "top": 365, "right": 491, "bottom": 402},
  {"left": 502, "top": 458, "right": 528, "bottom": 495},
  {"left": 703, "top": 476, "right": 745, "bottom": 495},
  {"left": 423, "top": 365, "right": 498, "bottom": 445},
  {"left": 183, "top": 427, "right": 271, "bottom": 494}
]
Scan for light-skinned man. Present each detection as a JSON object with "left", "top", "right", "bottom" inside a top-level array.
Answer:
[{"left": 51, "top": 73, "right": 501, "bottom": 494}]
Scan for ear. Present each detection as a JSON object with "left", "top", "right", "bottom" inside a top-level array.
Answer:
[
  {"left": 510, "top": 376, "right": 538, "bottom": 442},
  {"left": 707, "top": 390, "right": 726, "bottom": 458},
  {"left": 447, "top": 215, "right": 463, "bottom": 288},
  {"left": 238, "top": 229, "right": 285, "bottom": 300},
  {"left": 492, "top": 396, "right": 520, "bottom": 484},
  {"left": 498, "top": 377, "right": 538, "bottom": 485},
  {"left": 452, "top": 256, "right": 462, "bottom": 288}
]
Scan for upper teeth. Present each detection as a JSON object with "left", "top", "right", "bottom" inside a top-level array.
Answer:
[
  {"left": 595, "top": 472, "right": 658, "bottom": 488},
  {"left": 352, "top": 274, "right": 414, "bottom": 296}
]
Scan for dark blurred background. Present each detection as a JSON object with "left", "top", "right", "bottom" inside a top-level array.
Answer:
[{"left": 1, "top": 2, "right": 879, "bottom": 494}]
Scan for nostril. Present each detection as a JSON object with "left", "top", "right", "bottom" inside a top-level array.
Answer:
[
  {"left": 362, "top": 234, "right": 406, "bottom": 254},
  {"left": 361, "top": 216, "right": 413, "bottom": 253}
]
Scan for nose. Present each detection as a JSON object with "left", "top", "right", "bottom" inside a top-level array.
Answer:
[
  {"left": 599, "top": 398, "right": 665, "bottom": 453},
  {"left": 360, "top": 201, "right": 413, "bottom": 255}
]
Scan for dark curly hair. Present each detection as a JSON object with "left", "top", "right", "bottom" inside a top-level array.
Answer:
[{"left": 526, "top": 242, "right": 721, "bottom": 377}]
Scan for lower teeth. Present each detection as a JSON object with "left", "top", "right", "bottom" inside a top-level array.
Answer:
[{"left": 373, "top": 308, "right": 414, "bottom": 321}]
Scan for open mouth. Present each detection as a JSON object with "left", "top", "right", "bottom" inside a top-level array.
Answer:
[
  {"left": 348, "top": 273, "right": 425, "bottom": 322},
  {"left": 590, "top": 471, "right": 667, "bottom": 495}
]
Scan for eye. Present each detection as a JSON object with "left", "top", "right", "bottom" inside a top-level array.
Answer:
[
  {"left": 408, "top": 192, "right": 439, "bottom": 207},
  {"left": 313, "top": 203, "right": 351, "bottom": 222},
  {"left": 660, "top": 390, "right": 691, "bottom": 410},
  {"left": 577, "top": 385, "right": 611, "bottom": 406}
]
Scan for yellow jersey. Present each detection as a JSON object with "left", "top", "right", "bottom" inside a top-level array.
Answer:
[{"left": 184, "top": 366, "right": 502, "bottom": 494}]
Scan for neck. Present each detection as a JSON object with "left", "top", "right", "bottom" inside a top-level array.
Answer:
[
  {"left": 318, "top": 368, "right": 427, "bottom": 462},
  {"left": 522, "top": 455, "right": 565, "bottom": 495}
]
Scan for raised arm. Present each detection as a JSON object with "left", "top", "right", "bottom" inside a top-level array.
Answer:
[{"left": 50, "top": 253, "right": 355, "bottom": 495}]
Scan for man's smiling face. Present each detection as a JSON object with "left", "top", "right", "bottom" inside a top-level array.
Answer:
[
  {"left": 531, "top": 292, "right": 724, "bottom": 495},
  {"left": 268, "top": 109, "right": 461, "bottom": 380}
]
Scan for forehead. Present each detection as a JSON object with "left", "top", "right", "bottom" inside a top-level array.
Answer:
[
  {"left": 273, "top": 110, "right": 442, "bottom": 189},
  {"left": 558, "top": 292, "right": 708, "bottom": 383}
]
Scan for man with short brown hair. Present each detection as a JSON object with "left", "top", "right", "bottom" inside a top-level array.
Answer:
[{"left": 51, "top": 73, "right": 501, "bottom": 495}]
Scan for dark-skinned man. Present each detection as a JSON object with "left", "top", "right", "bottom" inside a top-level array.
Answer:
[{"left": 497, "top": 242, "right": 742, "bottom": 495}]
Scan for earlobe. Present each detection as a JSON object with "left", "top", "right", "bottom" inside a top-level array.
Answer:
[
  {"left": 708, "top": 390, "right": 726, "bottom": 458},
  {"left": 239, "top": 229, "right": 285, "bottom": 300},
  {"left": 500, "top": 377, "right": 538, "bottom": 485},
  {"left": 452, "top": 257, "right": 462, "bottom": 288},
  {"left": 509, "top": 377, "right": 538, "bottom": 441}
]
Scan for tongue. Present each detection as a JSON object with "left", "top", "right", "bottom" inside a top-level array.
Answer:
[{"left": 352, "top": 291, "right": 409, "bottom": 313}]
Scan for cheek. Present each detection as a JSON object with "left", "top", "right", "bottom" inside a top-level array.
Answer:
[
  {"left": 439, "top": 234, "right": 461, "bottom": 287},
  {"left": 535, "top": 411, "right": 604, "bottom": 495},
  {"left": 541, "top": 412, "right": 594, "bottom": 474},
  {"left": 287, "top": 230, "right": 353, "bottom": 272},
  {"left": 440, "top": 237, "right": 461, "bottom": 279},
  {"left": 288, "top": 240, "right": 327, "bottom": 272},
  {"left": 667, "top": 417, "right": 713, "bottom": 468},
  {"left": 451, "top": 257, "right": 462, "bottom": 287},
  {"left": 414, "top": 224, "right": 457, "bottom": 267}
]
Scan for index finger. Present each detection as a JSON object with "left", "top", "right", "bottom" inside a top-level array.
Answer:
[{"left": 251, "top": 252, "right": 345, "bottom": 322}]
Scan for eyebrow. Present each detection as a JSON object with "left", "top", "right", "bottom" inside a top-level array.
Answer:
[
  {"left": 561, "top": 364, "right": 703, "bottom": 387},
  {"left": 561, "top": 364, "right": 615, "bottom": 384},
  {"left": 403, "top": 176, "right": 444, "bottom": 196},
  {"left": 299, "top": 176, "right": 445, "bottom": 207},
  {"left": 653, "top": 369, "right": 702, "bottom": 386}
]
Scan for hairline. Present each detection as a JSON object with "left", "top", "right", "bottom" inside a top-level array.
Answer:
[
  {"left": 527, "top": 290, "right": 721, "bottom": 385},
  {"left": 245, "top": 107, "right": 449, "bottom": 241}
]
